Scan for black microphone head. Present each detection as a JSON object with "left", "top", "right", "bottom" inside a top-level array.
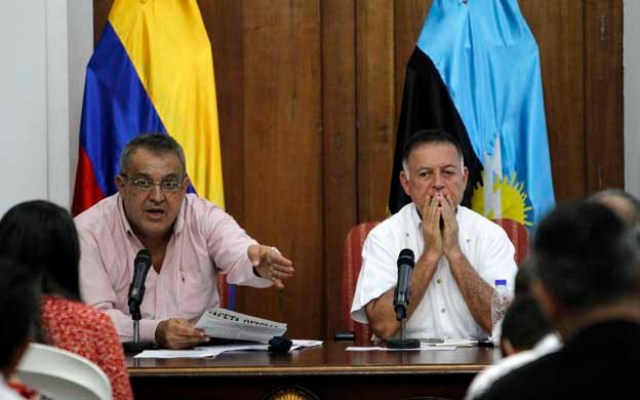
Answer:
[
  {"left": 398, "top": 249, "right": 415, "bottom": 268},
  {"left": 268, "top": 336, "right": 292, "bottom": 354},
  {"left": 129, "top": 249, "right": 153, "bottom": 320},
  {"left": 135, "top": 249, "right": 152, "bottom": 266}
]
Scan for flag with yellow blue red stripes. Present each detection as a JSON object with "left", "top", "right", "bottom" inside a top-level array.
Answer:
[{"left": 72, "top": 0, "right": 224, "bottom": 214}]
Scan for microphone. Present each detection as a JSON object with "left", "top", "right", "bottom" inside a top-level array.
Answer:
[
  {"left": 388, "top": 248, "right": 420, "bottom": 349},
  {"left": 128, "top": 249, "right": 152, "bottom": 320},
  {"left": 393, "top": 248, "right": 415, "bottom": 321}
]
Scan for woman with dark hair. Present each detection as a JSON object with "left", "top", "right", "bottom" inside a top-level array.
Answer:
[{"left": 0, "top": 200, "right": 133, "bottom": 400}]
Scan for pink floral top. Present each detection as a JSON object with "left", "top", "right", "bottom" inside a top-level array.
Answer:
[{"left": 41, "top": 296, "right": 133, "bottom": 400}]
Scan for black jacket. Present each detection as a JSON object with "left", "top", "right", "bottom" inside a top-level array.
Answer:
[{"left": 476, "top": 320, "right": 640, "bottom": 399}]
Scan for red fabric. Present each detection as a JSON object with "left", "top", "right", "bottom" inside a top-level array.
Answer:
[
  {"left": 342, "top": 222, "right": 379, "bottom": 345},
  {"left": 217, "top": 274, "right": 228, "bottom": 308},
  {"left": 41, "top": 296, "right": 133, "bottom": 400},
  {"left": 491, "top": 218, "right": 530, "bottom": 266},
  {"left": 8, "top": 380, "right": 38, "bottom": 399},
  {"left": 72, "top": 147, "right": 105, "bottom": 217}
]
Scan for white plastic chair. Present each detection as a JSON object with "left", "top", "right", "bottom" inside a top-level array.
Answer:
[{"left": 16, "top": 343, "right": 112, "bottom": 400}]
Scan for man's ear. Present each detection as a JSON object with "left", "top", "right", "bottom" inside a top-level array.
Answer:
[
  {"left": 400, "top": 170, "right": 410, "bottom": 196},
  {"left": 501, "top": 337, "right": 517, "bottom": 357},
  {"left": 462, "top": 166, "right": 469, "bottom": 187},
  {"left": 115, "top": 175, "right": 125, "bottom": 193},
  {"left": 181, "top": 175, "right": 190, "bottom": 195}
]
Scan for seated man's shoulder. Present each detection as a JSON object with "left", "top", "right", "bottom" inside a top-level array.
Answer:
[
  {"left": 458, "top": 206, "right": 492, "bottom": 224},
  {"left": 477, "top": 351, "right": 561, "bottom": 399},
  {"left": 181, "top": 194, "right": 236, "bottom": 233},
  {"left": 74, "top": 195, "right": 119, "bottom": 231},
  {"left": 458, "top": 206, "right": 506, "bottom": 235},
  {"left": 467, "top": 350, "right": 537, "bottom": 399},
  {"left": 384, "top": 202, "right": 419, "bottom": 227},
  {"left": 182, "top": 193, "right": 221, "bottom": 214},
  {"left": 365, "top": 205, "right": 412, "bottom": 242}
]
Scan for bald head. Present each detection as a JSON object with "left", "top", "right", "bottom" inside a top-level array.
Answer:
[{"left": 589, "top": 189, "right": 640, "bottom": 226}]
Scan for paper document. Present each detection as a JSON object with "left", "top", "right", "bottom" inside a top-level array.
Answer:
[
  {"left": 134, "top": 339, "right": 323, "bottom": 359},
  {"left": 437, "top": 339, "right": 477, "bottom": 347},
  {"left": 346, "top": 345, "right": 456, "bottom": 352},
  {"left": 194, "top": 308, "right": 286, "bottom": 343},
  {"left": 346, "top": 338, "right": 477, "bottom": 352}
]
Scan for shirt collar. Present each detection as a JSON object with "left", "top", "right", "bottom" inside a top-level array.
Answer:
[
  {"left": 174, "top": 197, "right": 186, "bottom": 234},
  {"left": 116, "top": 194, "right": 134, "bottom": 234},
  {"left": 410, "top": 203, "right": 422, "bottom": 226}
]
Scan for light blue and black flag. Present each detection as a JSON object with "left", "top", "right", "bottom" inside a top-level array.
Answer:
[{"left": 389, "top": 0, "right": 555, "bottom": 229}]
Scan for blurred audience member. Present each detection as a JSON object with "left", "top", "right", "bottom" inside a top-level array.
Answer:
[
  {"left": 0, "top": 257, "right": 38, "bottom": 400},
  {"left": 465, "top": 262, "right": 559, "bottom": 399},
  {"left": 589, "top": 188, "right": 640, "bottom": 226},
  {"left": 0, "top": 201, "right": 133, "bottom": 400},
  {"left": 476, "top": 201, "right": 640, "bottom": 399}
]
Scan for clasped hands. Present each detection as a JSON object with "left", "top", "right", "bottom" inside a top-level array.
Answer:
[{"left": 421, "top": 192, "right": 462, "bottom": 260}]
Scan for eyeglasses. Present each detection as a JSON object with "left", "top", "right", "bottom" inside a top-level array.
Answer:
[{"left": 121, "top": 175, "right": 184, "bottom": 193}]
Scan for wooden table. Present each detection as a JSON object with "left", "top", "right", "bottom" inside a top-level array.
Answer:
[{"left": 127, "top": 342, "right": 499, "bottom": 400}]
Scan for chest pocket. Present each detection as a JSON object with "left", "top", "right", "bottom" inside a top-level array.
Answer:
[{"left": 178, "top": 263, "right": 213, "bottom": 318}]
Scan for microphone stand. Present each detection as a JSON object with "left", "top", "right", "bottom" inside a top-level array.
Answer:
[
  {"left": 122, "top": 301, "right": 154, "bottom": 354},
  {"left": 387, "top": 304, "right": 420, "bottom": 349},
  {"left": 123, "top": 249, "right": 155, "bottom": 354},
  {"left": 133, "top": 319, "right": 140, "bottom": 344}
]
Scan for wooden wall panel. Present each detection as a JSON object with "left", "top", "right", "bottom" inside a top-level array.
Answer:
[
  {"left": 227, "top": 1, "right": 324, "bottom": 340},
  {"left": 356, "top": 0, "right": 396, "bottom": 222},
  {"left": 393, "top": 0, "right": 432, "bottom": 120},
  {"left": 93, "top": 0, "right": 111, "bottom": 46},
  {"left": 198, "top": 0, "right": 246, "bottom": 224},
  {"left": 322, "top": 0, "right": 357, "bottom": 338},
  {"left": 584, "top": 0, "right": 624, "bottom": 193},
  {"left": 519, "top": 0, "right": 587, "bottom": 202}
]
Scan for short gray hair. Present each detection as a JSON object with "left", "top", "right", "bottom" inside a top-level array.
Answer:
[
  {"left": 402, "top": 129, "right": 464, "bottom": 179},
  {"left": 119, "top": 133, "right": 186, "bottom": 178},
  {"left": 588, "top": 189, "right": 640, "bottom": 226}
]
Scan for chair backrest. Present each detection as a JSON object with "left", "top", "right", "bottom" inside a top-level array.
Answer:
[
  {"left": 341, "top": 222, "right": 379, "bottom": 345},
  {"left": 491, "top": 218, "right": 530, "bottom": 266},
  {"left": 16, "top": 343, "right": 112, "bottom": 400},
  {"left": 217, "top": 274, "right": 229, "bottom": 309}
]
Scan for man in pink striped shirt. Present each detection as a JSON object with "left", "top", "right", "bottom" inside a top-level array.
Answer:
[{"left": 75, "top": 134, "right": 294, "bottom": 349}]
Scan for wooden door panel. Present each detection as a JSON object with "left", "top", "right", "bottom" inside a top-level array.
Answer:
[
  {"left": 228, "top": 0, "right": 324, "bottom": 340},
  {"left": 356, "top": 0, "right": 396, "bottom": 222},
  {"left": 519, "top": 0, "right": 587, "bottom": 201},
  {"left": 583, "top": 0, "right": 624, "bottom": 193},
  {"left": 322, "top": 0, "right": 358, "bottom": 338}
]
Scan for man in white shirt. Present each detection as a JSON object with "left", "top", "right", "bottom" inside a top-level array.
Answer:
[{"left": 351, "top": 129, "right": 517, "bottom": 341}]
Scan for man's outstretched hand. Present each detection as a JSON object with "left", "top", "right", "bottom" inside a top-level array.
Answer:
[{"left": 248, "top": 245, "right": 294, "bottom": 289}]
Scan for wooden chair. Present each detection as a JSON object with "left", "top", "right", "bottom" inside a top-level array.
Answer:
[
  {"left": 338, "top": 218, "right": 528, "bottom": 344},
  {"left": 340, "top": 222, "right": 379, "bottom": 345},
  {"left": 491, "top": 218, "right": 530, "bottom": 266},
  {"left": 217, "top": 274, "right": 230, "bottom": 309}
]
